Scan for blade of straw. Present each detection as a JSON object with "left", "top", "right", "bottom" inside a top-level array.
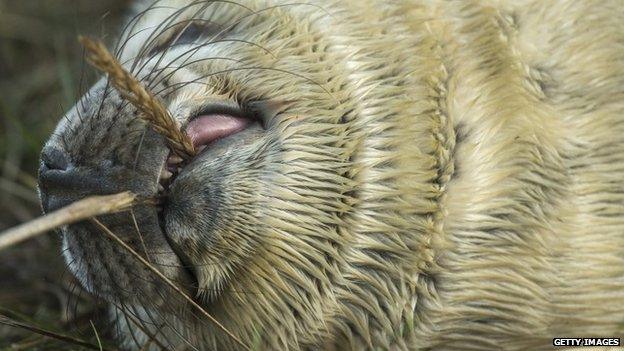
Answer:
[
  {"left": 0, "top": 192, "right": 136, "bottom": 251},
  {"left": 79, "top": 36, "right": 196, "bottom": 160}
]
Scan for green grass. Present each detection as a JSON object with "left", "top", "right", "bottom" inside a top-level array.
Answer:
[{"left": 0, "top": 0, "right": 129, "bottom": 349}]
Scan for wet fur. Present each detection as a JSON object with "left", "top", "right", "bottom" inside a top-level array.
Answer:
[{"left": 39, "top": 0, "right": 624, "bottom": 349}]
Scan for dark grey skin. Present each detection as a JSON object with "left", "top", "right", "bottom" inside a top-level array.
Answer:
[
  {"left": 38, "top": 79, "right": 194, "bottom": 306},
  {"left": 38, "top": 74, "right": 271, "bottom": 288},
  {"left": 38, "top": 71, "right": 282, "bottom": 346}
]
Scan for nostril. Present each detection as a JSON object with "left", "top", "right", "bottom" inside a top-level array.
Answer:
[{"left": 40, "top": 147, "right": 71, "bottom": 173}]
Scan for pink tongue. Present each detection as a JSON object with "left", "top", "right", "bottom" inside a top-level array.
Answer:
[{"left": 185, "top": 114, "right": 250, "bottom": 148}]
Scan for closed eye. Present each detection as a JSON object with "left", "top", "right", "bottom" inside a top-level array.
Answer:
[
  {"left": 173, "top": 21, "right": 222, "bottom": 45},
  {"left": 149, "top": 20, "right": 226, "bottom": 55}
]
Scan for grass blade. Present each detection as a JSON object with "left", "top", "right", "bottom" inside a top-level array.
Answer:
[
  {"left": 0, "top": 314, "right": 111, "bottom": 351},
  {"left": 0, "top": 192, "right": 136, "bottom": 251}
]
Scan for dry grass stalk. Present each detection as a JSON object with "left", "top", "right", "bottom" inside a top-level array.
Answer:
[
  {"left": 0, "top": 192, "right": 136, "bottom": 251},
  {"left": 0, "top": 193, "right": 248, "bottom": 348},
  {"left": 90, "top": 218, "right": 250, "bottom": 351},
  {"left": 0, "top": 314, "right": 109, "bottom": 350},
  {"left": 79, "top": 36, "right": 196, "bottom": 160}
]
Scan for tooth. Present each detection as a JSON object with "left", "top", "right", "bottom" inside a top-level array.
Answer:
[
  {"left": 160, "top": 170, "right": 173, "bottom": 180},
  {"left": 168, "top": 155, "right": 183, "bottom": 164},
  {"left": 158, "top": 184, "right": 165, "bottom": 192}
]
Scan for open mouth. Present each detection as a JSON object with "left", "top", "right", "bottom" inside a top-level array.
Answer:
[
  {"left": 156, "top": 101, "right": 264, "bottom": 196},
  {"left": 149, "top": 101, "right": 265, "bottom": 290}
]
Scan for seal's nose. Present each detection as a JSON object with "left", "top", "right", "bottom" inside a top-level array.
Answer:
[
  {"left": 38, "top": 146, "right": 118, "bottom": 213},
  {"left": 40, "top": 146, "right": 70, "bottom": 172},
  {"left": 39, "top": 147, "right": 77, "bottom": 212},
  {"left": 38, "top": 146, "right": 80, "bottom": 195}
]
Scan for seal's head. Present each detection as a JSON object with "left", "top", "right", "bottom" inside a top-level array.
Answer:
[
  {"left": 38, "top": 0, "right": 624, "bottom": 349},
  {"left": 38, "top": 0, "right": 357, "bottom": 349}
]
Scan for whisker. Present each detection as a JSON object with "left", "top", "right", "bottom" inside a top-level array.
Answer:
[
  {"left": 118, "top": 304, "right": 168, "bottom": 350},
  {"left": 144, "top": 38, "right": 275, "bottom": 90},
  {"left": 115, "top": 1, "right": 171, "bottom": 56},
  {"left": 132, "top": 129, "right": 148, "bottom": 172},
  {"left": 116, "top": 303, "right": 144, "bottom": 350},
  {"left": 136, "top": 296, "right": 199, "bottom": 351},
  {"left": 91, "top": 218, "right": 250, "bottom": 350},
  {"left": 135, "top": 3, "right": 216, "bottom": 78},
  {"left": 128, "top": 0, "right": 255, "bottom": 72},
  {"left": 130, "top": 0, "right": 220, "bottom": 74},
  {"left": 156, "top": 66, "right": 337, "bottom": 103}
]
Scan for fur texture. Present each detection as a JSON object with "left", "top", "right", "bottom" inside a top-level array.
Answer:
[{"left": 38, "top": 0, "right": 624, "bottom": 349}]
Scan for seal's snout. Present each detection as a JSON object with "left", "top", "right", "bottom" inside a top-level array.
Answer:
[
  {"left": 39, "top": 146, "right": 120, "bottom": 213},
  {"left": 37, "top": 142, "right": 194, "bottom": 304},
  {"left": 40, "top": 146, "right": 70, "bottom": 172}
]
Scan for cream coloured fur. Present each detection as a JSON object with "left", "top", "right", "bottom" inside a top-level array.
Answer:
[{"left": 54, "top": 0, "right": 624, "bottom": 349}]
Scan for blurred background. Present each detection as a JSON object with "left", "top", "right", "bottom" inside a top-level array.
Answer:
[{"left": 0, "top": 0, "right": 130, "bottom": 348}]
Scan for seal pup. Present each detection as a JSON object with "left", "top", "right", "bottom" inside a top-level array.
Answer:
[{"left": 38, "top": 0, "right": 624, "bottom": 349}]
